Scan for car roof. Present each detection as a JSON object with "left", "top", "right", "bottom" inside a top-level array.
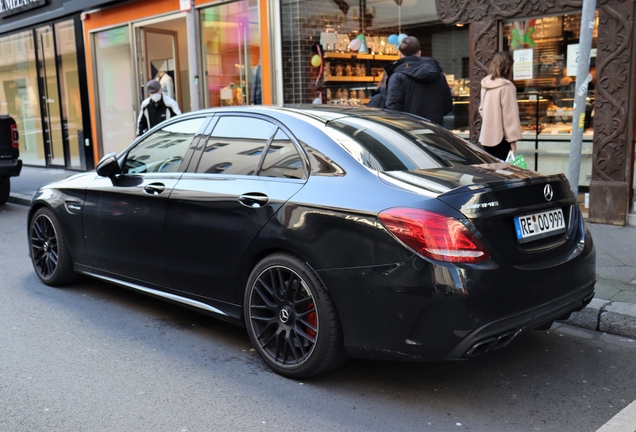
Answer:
[{"left": 175, "top": 104, "right": 426, "bottom": 126}]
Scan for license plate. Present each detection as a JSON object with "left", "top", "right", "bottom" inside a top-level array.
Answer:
[{"left": 514, "top": 208, "right": 566, "bottom": 243}]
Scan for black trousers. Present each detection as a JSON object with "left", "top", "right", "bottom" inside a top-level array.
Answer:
[{"left": 484, "top": 138, "right": 511, "bottom": 161}]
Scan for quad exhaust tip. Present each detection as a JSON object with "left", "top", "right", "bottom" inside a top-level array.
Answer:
[{"left": 464, "top": 329, "right": 523, "bottom": 357}]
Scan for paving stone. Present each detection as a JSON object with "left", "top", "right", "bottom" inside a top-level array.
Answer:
[
  {"left": 593, "top": 278, "right": 622, "bottom": 301},
  {"left": 595, "top": 265, "right": 636, "bottom": 284},
  {"left": 610, "top": 290, "right": 636, "bottom": 304},
  {"left": 596, "top": 255, "right": 626, "bottom": 267}
]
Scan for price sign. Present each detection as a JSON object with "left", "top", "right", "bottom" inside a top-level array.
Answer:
[{"left": 513, "top": 49, "right": 533, "bottom": 80}]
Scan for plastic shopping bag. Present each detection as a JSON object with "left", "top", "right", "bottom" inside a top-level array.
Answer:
[{"left": 506, "top": 150, "right": 527, "bottom": 169}]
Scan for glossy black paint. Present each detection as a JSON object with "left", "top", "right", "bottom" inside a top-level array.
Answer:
[{"left": 27, "top": 105, "right": 596, "bottom": 364}]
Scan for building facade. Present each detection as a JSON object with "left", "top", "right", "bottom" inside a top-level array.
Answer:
[
  {"left": 0, "top": 0, "right": 98, "bottom": 170},
  {"left": 1, "top": 0, "right": 633, "bottom": 225}
]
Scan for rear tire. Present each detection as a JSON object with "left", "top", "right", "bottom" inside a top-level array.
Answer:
[
  {"left": 244, "top": 253, "right": 347, "bottom": 378},
  {"left": 0, "top": 177, "right": 9, "bottom": 205},
  {"left": 29, "top": 207, "right": 77, "bottom": 286}
]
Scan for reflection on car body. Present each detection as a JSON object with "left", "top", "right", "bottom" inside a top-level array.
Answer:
[{"left": 27, "top": 105, "right": 595, "bottom": 378}]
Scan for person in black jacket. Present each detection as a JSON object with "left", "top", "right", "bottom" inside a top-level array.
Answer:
[
  {"left": 384, "top": 37, "right": 453, "bottom": 126},
  {"left": 136, "top": 79, "right": 182, "bottom": 137}
]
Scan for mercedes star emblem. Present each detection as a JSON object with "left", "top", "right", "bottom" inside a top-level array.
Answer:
[
  {"left": 279, "top": 308, "right": 290, "bottom": 323},
  {"left": 544, "top": 184, "right": 554, "bottom": 201}
]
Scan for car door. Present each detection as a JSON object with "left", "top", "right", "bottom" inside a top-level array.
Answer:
[
  {"left": 165, "top": 115, "right": 307, "bottom": 303},
  {"left": 82, "top": 116, "right": 209, "bottom": 287}
]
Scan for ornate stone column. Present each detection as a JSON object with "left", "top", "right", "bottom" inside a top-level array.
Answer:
[{"left": 589, "top": 0, "right": 635, "bottom": 225}]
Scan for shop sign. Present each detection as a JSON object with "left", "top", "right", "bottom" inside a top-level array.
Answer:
[
  {"left": 0, "top": 0, "right": 46, "bottom": 18},
  {"left": 566, "top": 44, "right": 597, "bottom": 76},
  {"left": 513, "top": 49, "right": 533, "bottom": 80},
  {"left": 179, "top": 0, "right": 191, "bottom": 12}
]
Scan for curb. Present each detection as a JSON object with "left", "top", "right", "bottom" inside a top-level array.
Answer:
[
  {"left": 8, "top": 192, "right": 32, "bottom": 207},
  {"left": 9, "top": 192, "right": 636, "bottom": 340},
  {"left": 560, "top": 298, "right": 636, "bottom": 339}
]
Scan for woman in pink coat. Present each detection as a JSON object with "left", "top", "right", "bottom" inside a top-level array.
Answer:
[{"left": 478, "top": 51, "right": 522, "bottom": 160}]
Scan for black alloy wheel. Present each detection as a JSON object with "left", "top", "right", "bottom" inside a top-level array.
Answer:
[
  {"left": 244, "top": 253, "right": 347, "bottom": 378},
  {"left": 29, "top": 207, "right": 76, "bottom": 286}
]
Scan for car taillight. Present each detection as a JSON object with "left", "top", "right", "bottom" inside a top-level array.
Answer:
[
  {"left": 11, "top": 124, "right": 18, "bottom": 149},
  {"left": 378, "top": 207, "right": 489, "bottom": 263}
]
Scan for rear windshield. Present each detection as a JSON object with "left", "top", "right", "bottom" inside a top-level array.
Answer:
[{"left": 325, "top": 115, "right": 497, "bottom": 172}]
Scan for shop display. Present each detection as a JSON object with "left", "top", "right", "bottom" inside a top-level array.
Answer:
[
  {"left": 516, "top": 91, "right": 594, "bottom": 136},
  {"left": 322, "top": 51, "right": 398, "bottom": 105}
]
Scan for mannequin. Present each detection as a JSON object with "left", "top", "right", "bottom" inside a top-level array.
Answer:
[{"left": 155, "top": 71, "right": 175, "bottom": 100}]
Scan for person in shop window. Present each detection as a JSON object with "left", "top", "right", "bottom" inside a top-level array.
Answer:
[
  {"left": 478, "top": 51, "right": 522, "bottom": 160},
  {"left": 136, "top": 79, "right": 181, "bottom": 137},
  {"left": 367, "top": 72, "right": 387, "bottom": 108},
  {"left": 384, "top": 36, "right": 453, "bottom": 125}
]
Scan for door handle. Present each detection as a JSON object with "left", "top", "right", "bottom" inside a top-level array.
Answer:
[
  {"left": 239, "top": 193, "right": 269, "bottom": 208},
  {"left": 144, "top": 183, "right": 166, "bottom": 195}
]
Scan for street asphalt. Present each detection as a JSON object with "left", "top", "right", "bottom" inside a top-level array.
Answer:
[{"left": 8, "top": 166, "right": 636, "bottom": 339}]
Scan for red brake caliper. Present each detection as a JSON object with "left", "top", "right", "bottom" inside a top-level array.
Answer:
[{"left": 307, "top": 303, "right": 317, "bottom": 338}]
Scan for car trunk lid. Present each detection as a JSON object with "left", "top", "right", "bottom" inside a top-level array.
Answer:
[{"left": 380, "top": 162, "right": 580, "bottom": 266}]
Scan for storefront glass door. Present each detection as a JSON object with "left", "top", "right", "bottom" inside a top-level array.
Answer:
[
  {"left": 54, "top": 20, "right": 85, "bottom": 170},
  {"left": 136, "top": 28, "right": 181, "bottom": 107},
  {"left": 200, "top": 1, "right": 261, "bottom": 107},
  {"left": 35, "top": 26, "right": 65, "bottom": 167}
]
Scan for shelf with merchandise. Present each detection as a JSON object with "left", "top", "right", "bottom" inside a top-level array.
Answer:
[
  {"left": 324, "top": 76, "right": 377, "bottom": 83},
  {"left": 323, "top": 52, "right": 399, "bottom": 61}
]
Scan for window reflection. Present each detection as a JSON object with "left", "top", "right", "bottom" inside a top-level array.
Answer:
[
  {"left": 124, "top": 117, "right": 205, "bottom": 174},
  {"left": 259, "top": 129, "right": 304, "bottom": 179},
  {"left": 195, "top": 116, "right": 276, "bottom": 175},
  {"left": 327, "top": 117, "right": 492, "bottom": 172}
]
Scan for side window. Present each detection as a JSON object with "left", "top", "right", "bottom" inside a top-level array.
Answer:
[
  {"left": 195, "top": 116, "right": 277, "bottom": 175},
  {"left": 124, "top": 117, "right": 206, "bottom": 174},
  {"left": 258, "top": 129, "right": 305, "bottom": 179}
]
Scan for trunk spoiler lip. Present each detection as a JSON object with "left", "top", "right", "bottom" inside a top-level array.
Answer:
[{"left": 437, "top": 173, "right": 570, "bottom": 198}]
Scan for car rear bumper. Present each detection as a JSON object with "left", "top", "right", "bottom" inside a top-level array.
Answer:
[
  {"left": 0, "top": 158, "right": 22, "bottom": 178},
  {"left": 318, "top": 230, "right": 596, "bottom": 361}
]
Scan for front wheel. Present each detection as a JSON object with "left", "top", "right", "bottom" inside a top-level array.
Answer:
[
  {"left": 29, "top": 207, "right": 77, "bottom": 286},
  {"left": 244, "top": 253, "right": 347, "bottom": 378}
]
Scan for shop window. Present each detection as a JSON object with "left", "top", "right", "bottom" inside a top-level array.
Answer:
[
  {"left": 200, "top": 3, "right": 261, "bottom": 108},
  {"left": 501, "top": 12, "right": 598, "bottom": 188},
  {"left": 0, "top": 31, "right": 45, "bottom": 166},
  {"left": 93, "top": 26, "right": 134, "bottom": 156},
  {"left": 279, "top": 0, "right": 468, "bottom": 111}
]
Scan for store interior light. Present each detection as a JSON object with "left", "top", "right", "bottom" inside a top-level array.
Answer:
[{"left": 456, "top": 23, "right": 464, "bottom": 27}]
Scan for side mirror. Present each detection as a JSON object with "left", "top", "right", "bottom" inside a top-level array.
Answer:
[{"left": 96, "top": 152, "right": 120, "bottom": 178}]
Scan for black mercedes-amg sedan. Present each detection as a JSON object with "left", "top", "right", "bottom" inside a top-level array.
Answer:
[{"left": 27, "top": 106, "right": 595, "bottom": 378}]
